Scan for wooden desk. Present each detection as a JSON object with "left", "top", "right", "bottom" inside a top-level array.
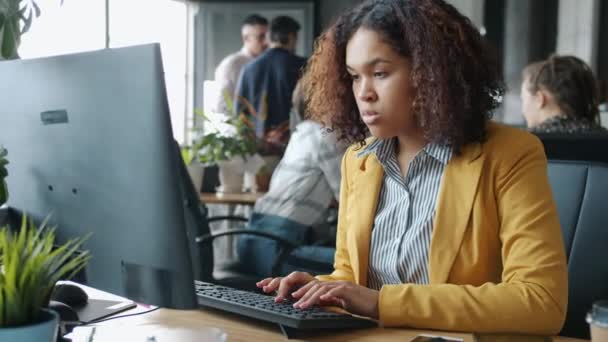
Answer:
[
  {"left": 75, "top": 307, "right": 590, "bottom": 342},
  {"left": 200, "top": 192, "right": 264, "bottom": 206},
  {"left": 71, "top": 284, "right": 589, "bottom": 342}
]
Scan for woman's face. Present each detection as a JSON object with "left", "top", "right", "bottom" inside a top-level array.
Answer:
[{"left": 345, "top": 28, "right": 417, "bottom": 139}]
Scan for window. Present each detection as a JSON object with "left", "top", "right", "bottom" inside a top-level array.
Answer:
[
  {"left": 109, "top": 0, "right": 188, "bottom": 143},
  {"left": 18, "top": 0, "right": 189, "bottom": 143},
  {"left": 19, "top": 0, "right": 106, "bottom": 57}
]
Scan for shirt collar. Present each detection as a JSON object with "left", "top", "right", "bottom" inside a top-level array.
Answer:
[
  {"left": 356, "top": 138, "right": 384, "bottom": 158},
  {"left": 423, "top": 143, "right": 453, "bottom": 165},
  {"left": 357, "top": 138, "right": 452, "bottom": 165}
]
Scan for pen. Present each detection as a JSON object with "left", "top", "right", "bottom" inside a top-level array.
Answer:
[{"left": 86, "top": 327, "right": 96, "bottom": 342}]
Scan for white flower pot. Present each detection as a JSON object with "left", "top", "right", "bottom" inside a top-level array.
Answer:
[
  {"left": 186, "top": 162, "right": 205, "bottom": 193},
  {"left": 217, "top": 159, "right": 245, "bottom": 193},
  {"left": 0, "top": 309, "right": 59, "bottom": 342}
]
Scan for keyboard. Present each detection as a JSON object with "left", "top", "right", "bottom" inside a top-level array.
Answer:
[{"left": 194, "top": 281, "right": 377, "bottom": 330}]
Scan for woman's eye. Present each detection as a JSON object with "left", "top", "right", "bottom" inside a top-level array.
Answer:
[
  {"left": 373, "top": 72, "right": 387, "bottom": 78},
  {"left": 350, "top": 74, "right": 360, "bottom": 81}
]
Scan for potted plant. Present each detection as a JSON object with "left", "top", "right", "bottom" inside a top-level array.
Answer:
[
  {"left": 191, "top": 108, "right": 258, "bottom": 193},
  {"left": 0, "top": 215, "right": 90, "bottom": 341},
  {"left": 255, "top": 164, "right": 272, "bottom": 193}
]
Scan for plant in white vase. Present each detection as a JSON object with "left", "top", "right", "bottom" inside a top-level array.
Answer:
[{"left": 191, "top": 108, "right": 258, "bottom": 193}]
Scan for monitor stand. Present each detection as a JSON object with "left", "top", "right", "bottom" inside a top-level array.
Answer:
[{"left": 279, "top": 324, "right": 299, "bottom": 339}]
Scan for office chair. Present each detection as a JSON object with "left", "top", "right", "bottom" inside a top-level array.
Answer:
[
  {"left": 535, "top": 132, "right": 608, "bottom": 163},
  {"left": 192, "top": 204, "right": 336, "bottom": 291},
  {"left": 547, "top": 160, "right": 608, "bottom": 339},
  {"left": 176, "top": 143, "right": 335, "bottom": 292}
]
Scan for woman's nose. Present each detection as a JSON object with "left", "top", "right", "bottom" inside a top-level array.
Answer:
[{"left": 357, "top": 80, "right": 377, "bottom": 102}]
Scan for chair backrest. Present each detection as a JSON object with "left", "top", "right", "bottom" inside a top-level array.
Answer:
[
  {"left": 175, "top": 142, "right": 215, "bottom": 282},
  {"left": 535, "top": 133, "right": 608, "bottom": 163},
  {"left": 547, "top": 160, "right": 608, "bottom": 339}
]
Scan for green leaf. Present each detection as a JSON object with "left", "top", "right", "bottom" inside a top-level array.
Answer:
[
  {"left": 21, "top": 11, "right": 33, "bottom": 35},
  {"left": 223, "top": 90, "right": 234, "bottom": 114},
  {"left": 180, "top": 147, "right": 193, "bottom": 165},
  {"left": 33, "top": 1, "right": 41, "bottom": 17}
]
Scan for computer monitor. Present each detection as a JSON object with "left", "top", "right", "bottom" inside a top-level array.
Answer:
[
  {"left": 534, "top": 132, "right": 608, "bottom": 164},
  {"left": 0, "top": 44, "right": 206, "bottom": 309}
]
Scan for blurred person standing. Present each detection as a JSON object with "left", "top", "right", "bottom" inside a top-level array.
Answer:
[
  {"left": 213, "top": 14, "right": 268, "bottom": 114},
  {"left": 235, "top": 15, "right": 307, "bottom": 156}
]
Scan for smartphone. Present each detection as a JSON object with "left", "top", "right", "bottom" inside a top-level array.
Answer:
[{"left": 410, "top": 335, "right": 465, "bottom": 342}]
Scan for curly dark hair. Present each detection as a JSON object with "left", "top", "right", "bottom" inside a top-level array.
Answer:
[
  {"left": 302, "top": 0, "right": 504, "bottom": 151},
  {"left": 523, "top": 55, "right": 600, "bottom": 123}
]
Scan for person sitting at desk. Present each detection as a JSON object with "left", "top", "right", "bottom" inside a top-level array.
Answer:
[
  {"left": 237, "top": 82, "right": 348, "bottom": 277},
  {"left": 521, "top": 55, "right": 607, "bottom": 134},
  {"left": 257, "top": 0, "right": 568, "bottom": 335}
]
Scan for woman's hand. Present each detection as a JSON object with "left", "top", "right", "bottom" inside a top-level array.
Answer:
[
  {"left": 257, "top": 272, "right": 380, "bottom": 319},
  {"left": 257, "top": 271, "right": 316, "bottom": 302},
  {"left": 291, "top": 280, "right": 379, "bottom": 319}
]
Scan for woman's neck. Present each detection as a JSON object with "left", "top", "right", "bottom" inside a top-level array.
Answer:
[
  {"left": 534, "top": 103, "right": 565, "bottom": 126},
  {"left": 394, "top": 132, "right": 427, "bottom": 177}
]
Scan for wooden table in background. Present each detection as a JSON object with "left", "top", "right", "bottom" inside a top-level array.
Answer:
[{"left": 200, "top": 192, "right": 265, "bottom": 206}]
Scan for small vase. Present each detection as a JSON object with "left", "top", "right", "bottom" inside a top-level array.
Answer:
[
  {"left": 217, "top": 159, "right": 245, "bottom": 193},
  {"left": 0, "top": 309, "right": 59, "bottom": 342},
  {"left": 255, "top": 173, "right": 271, "bottom": 192}
]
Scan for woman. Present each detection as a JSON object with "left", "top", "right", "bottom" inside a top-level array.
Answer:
[
  {"left": 257, "top": 0, "right": 567, "bottom": 335},
  {"left": 521, "top": 55, "right": 606, "bottom": 133}
]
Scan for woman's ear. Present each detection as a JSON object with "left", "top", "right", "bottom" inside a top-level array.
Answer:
[{"left": 535, "top": 90, "right": 549, "bottom": 109}]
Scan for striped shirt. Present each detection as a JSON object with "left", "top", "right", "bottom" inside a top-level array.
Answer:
[
  {"left": 253, "top": 121, "right": 347, "bottom": 228},
  {"left": 358, "top": 138, "right": 452, "bottom": 289}
]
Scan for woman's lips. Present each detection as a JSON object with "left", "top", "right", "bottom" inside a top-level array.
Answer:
[{"left": 361, "top": 111, "right": 381, "bottom": 125}]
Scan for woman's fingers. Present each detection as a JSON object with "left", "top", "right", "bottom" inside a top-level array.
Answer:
[
  {"left": 275, "top": 272, "right": 313, "bottom": 302},
  {"left": 290, "top": 277, "right": 321, "bottom": 299},
  {"left": 262, "top": 277, "right": 283, "bottom": 294},
  {"left": 256, "top": 277, "right": 274, "bottom": 288},
  {"left": 320, "top": 284, "right": 348, "bottom": 301},
  {"left": 294, "top": 282, "right": 343, "bottom": 309},
  {"left": 318, "top": 295, "right": 343, "bottom": 307},
  {"left": 291, "top": 281, "right": 322, "bottom": 306},
  {"left": 295, "top": 284, "right": 331, "bottom": 309}
]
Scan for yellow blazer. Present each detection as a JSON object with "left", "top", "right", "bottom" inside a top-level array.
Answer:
[{"left": 317, "top": 123, "right": 568, "bottom": 335}]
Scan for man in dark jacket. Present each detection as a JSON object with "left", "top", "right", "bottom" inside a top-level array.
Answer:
[{"left": 234, "top": 16, "right": 307, "bottom": 155}]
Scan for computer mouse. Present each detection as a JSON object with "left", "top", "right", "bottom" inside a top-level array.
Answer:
[
  {"left": 48, "top": 300, "right": 80, "bottom": 322},
  {"left": 51, "top": 283, "right": 89, "bottom": 307}
]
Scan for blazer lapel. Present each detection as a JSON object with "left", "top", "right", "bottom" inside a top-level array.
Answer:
[
  {"left": 429, "top": 142, "right": 484, "bottom": 284},
  {"left": 351, "top": 153, "right": 384, "bottom": 286}
]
